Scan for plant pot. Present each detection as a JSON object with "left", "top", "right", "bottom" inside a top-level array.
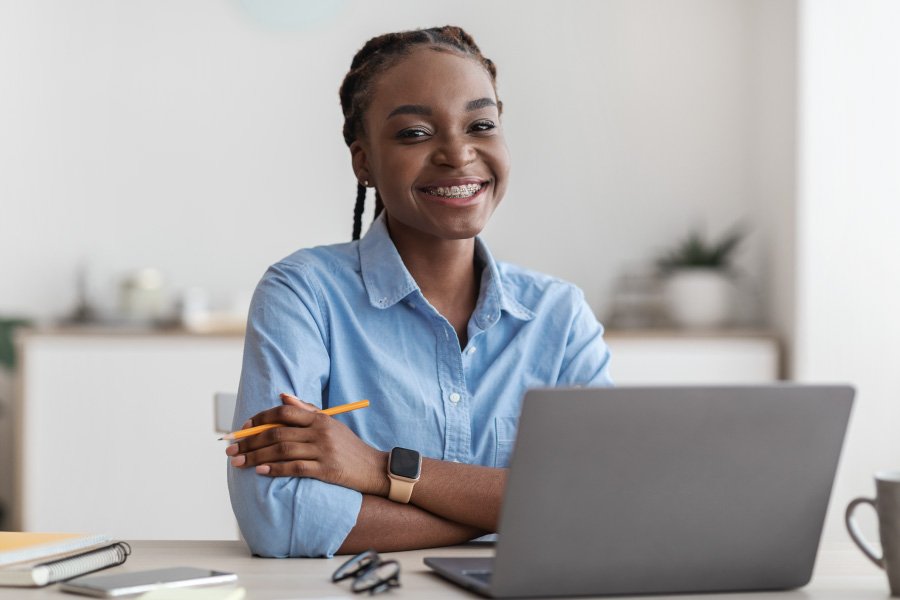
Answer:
[{"left": 663, "top": 268, "right": 735, "bottom": 328}]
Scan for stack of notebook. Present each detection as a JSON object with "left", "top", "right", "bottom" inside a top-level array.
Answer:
[{"left": 0, "top": 531, "right": 130, "bottom": 587}]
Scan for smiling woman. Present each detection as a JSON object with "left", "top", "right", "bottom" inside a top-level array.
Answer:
[
  {"left": 351, "top": 47, "right": 509, "bottom": 248},
  {"left": 226, "top": 25, "right": 612, "bottom": 558},
  {"left": 340, "top": 27, "right": 508, "bottom": 243}
]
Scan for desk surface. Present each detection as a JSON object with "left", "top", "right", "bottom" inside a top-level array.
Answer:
[{"left": 0, "top": 540, "right": 888, "bottom": 599}]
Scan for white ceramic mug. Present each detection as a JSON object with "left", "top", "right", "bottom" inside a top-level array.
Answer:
[{"left": 846, "top": 470, "right": 900, "bottom": 596}]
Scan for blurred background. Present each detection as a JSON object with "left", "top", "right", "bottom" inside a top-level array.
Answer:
[{"left": 0, "top": 0, "right": 897, "bottom": 547}]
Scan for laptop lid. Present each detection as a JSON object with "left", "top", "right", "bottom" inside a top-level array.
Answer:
[{"left": 483, "top": 384, "right": 854, "bottom": 598}]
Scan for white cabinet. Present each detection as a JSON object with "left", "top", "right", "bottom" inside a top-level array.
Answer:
[
  {"left": 0, "top": 367, "right": 15, "bottom": 530},
  {"left": 12, "top": 329, "right": 244, "bottom": 540},
  {"left": 9, "top": 327, "right": 779, "bottom": 539},
  {"left": 604, "top": 329, "right": 781, "bottom": 384}
]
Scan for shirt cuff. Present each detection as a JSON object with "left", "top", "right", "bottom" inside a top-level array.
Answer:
[
  {"left": 229, "top": 465, "right": 363, "bottom": 558},
  {"left": 290, "top": 478, "right": 363, "bottom": 557}
]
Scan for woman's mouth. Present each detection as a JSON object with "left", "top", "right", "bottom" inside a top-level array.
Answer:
[
  {"left": 419, "top": 181, "right": 488, "bottom": 206},
  {"left": 421, "top": 182, "right": 484, "bottom": 199}
]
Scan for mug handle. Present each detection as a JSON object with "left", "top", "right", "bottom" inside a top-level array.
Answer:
[{"left": 845, "top": 497, "right": 885, "bottom": 568}]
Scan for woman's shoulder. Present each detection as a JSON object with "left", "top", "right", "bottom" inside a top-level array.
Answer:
[
  {"left": 257, "top": 240, "right": 362, "bottom": 295},
  {"left": 270, "top": 240, "right": 361, "bottom": 276},
  {"left": 495, "top": 260, "right": 587, "bottom": 308}
]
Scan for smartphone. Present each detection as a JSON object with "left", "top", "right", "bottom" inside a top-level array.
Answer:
[{"left": 59, "top": 566, "right": 237, "bottom": 597}]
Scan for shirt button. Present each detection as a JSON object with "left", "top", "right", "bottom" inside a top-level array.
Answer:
[
  {"left": 467, "top": 346, "right": 477, "bottom": 355},
  {"left": 449, "top": 393, "right": 461, "bottom": 404}
]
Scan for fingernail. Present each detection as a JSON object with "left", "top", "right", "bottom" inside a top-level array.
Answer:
[
  {"left": 225, "top": 444, "right": 239, "bottom": 456},
  {"left": 230, "top": 455, "right": 246, "bottom": 467},
  {"left": 242, "top": 420, "right": 252, "bottom": 429},
  {"left": 256, "top": 465, "right": 271, "bottom": 475}
]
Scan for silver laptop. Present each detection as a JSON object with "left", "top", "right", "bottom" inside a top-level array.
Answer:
[{"left": 425, "top": 384, "right": 854, "bottom": 598}]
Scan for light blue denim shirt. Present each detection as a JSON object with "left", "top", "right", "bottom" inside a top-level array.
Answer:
[{"left": 228, "top": 214, "right": 612, "bottom": 557}]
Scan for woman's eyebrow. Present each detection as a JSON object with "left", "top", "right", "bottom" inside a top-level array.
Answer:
[
  {"left": 386, "top": 97, "right": 497, "bottom": 121},
  {"left": 387, "top": 104, "right": 431, "bottom": 119},
  {"left": 465, "top": 97, "right": 497, "bottom": 111}
]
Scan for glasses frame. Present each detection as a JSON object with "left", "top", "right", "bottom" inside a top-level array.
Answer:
[{"left": 332, "top": 549, "right": 401, "bottom": 595}]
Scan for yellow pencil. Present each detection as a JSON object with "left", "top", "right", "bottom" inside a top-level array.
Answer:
[{"left": 219, "top": 399, "right": 370, "bottom": 441}]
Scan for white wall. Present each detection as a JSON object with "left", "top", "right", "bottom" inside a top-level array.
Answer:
[
  {"left": 0, "top": 0, "right": 786, "bottom": 331},
  {"left": 748, "top": 0, "right": 797, "bottom": 366},
  {"left": 796, "top": 0, "right": 900, "bottom": 542}
]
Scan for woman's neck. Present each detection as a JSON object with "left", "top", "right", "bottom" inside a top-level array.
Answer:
[{"left": 385, "top": 215, "right": 481, "bottom": 344}]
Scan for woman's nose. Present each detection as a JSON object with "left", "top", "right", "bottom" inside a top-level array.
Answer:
[{"left": 432, "top": 134, "right": 476, "bottom": 168}]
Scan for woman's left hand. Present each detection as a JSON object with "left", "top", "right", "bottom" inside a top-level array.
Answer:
[{"left": 225, "top": 394, "right": 389, "bottom": 496}]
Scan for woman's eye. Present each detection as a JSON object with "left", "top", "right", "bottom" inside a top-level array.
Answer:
[
  {"left": 471, "top": 120, "right": 496, "bottom": 133},
  {"left": 396, "top": 128, "right": 430, "bottom": 140}
]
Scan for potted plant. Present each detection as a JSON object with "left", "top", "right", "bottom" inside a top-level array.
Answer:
[{"left": 657, "top": 226, "right": 745, "bottom": 328}]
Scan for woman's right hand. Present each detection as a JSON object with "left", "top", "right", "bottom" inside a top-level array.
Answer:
[{"left": 225, "top": 394, "right": 390, "bottom": 497}]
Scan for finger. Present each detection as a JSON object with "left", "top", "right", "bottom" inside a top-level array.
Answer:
[
  {"left": 235, "top": 441, "right": 319, "bottom": 468},
  {"left": 235, "top": 423, "right": 317, "bottom": 454},
  {"left": 280, "top": 393, "right": 318, "bottom": 412},
  {"left": 255, "top": 460, "right": 321, "bottom": 478},
  {"left": 250, "top": 404, "right": 318, "bottom": 428}
]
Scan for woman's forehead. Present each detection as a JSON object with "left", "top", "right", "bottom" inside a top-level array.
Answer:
[{"left": 368, "top": 48, "right": 497, "bottom": 115}]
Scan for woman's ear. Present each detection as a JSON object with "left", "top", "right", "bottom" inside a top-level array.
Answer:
[{"left": 350, "top": 141, "right": 370, "bottom": 185}]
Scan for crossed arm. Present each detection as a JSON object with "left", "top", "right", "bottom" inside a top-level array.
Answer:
[{"left": 226, "top": 396, "right": 507, "bottom": 554}]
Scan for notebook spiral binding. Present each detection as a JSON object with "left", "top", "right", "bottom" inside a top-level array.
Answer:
[{"left": 39, "top": 542, "right": 132, "bottom": 584}]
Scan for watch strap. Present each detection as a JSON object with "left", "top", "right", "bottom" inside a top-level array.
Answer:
[{"left": 388, "top": 477, "right": 416, "bottom": 503}]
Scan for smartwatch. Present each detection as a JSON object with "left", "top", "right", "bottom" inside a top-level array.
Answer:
[{"left": 387, "top": 447, "right": 422, "bottom": 503}]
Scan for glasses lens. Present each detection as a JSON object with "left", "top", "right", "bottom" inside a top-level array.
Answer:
[
  {"left": 332, "top": 549, "right": 378, "bottom": 582},
  {"left": 351, "top": 560, "right": 400, "bottom": 594}
]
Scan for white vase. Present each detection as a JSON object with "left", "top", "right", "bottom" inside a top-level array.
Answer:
[{"left": 664, "top": 268, "right": 735, "bottom": 328}]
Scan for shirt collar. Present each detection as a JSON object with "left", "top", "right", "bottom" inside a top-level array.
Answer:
[
  {"left": 472, "top": 236, "right": 535, "bottom": 327},
  {"left": 358, "top": 214, "right": 535, "bottom": 324},
  {"left": 359, "top": 214, "right": 419, "bottom": 309}
]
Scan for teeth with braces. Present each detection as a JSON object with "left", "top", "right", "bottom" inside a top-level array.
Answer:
[{"left": 424, "top": 183, "right": 483, "bottom": 198}]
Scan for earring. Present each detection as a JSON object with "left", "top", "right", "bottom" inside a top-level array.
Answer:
[{"left": 362, "top": 179, "right": 370, "bottom": 187}]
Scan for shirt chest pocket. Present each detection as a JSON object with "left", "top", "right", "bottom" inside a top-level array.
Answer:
[{"left": 493, "top": 416, "right": 519, "bottom": 468}]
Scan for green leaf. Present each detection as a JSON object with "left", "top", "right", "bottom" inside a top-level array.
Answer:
[{"left": 657, "top": 225, "right": 746, "bottom": 272}]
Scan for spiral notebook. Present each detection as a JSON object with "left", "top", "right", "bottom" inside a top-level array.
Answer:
[{"left": 0, "top": 532, "right": 130, "bottom": 587}]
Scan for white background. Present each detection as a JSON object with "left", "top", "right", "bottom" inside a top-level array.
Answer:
[
  {"left": 0, "top": 0, "right": 791, "bottom": 329},
  {"left": 797, "top": 0, "right": 900, "bottom": 543}
]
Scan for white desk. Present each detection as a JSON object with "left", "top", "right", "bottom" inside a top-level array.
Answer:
[{"left": 0, "top": 540, "right": 887, "bottom": 599}]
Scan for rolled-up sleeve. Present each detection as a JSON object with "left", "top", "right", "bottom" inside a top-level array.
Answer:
[
  {"left": 556, "top": 288, "right": 613, "bottom": 387},
  {"left": 227, "top": 263, "right": 362, "bottom": 557}
]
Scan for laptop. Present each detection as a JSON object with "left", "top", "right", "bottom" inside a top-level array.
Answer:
[{"left": 424, "top": 384, "right": 854, "bottom": 598}]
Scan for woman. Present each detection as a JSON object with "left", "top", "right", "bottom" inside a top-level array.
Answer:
[{"left": 227, "top": 26, "right": 611, "bottom": 558}]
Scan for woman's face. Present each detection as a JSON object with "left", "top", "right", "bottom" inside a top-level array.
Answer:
[{"left": 352, "top": 47, "right": 510, "bottom": 243}]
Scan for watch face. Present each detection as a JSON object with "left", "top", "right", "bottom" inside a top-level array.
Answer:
[{"left": 390, "top": 447, "right": 421, "bottom": 479}]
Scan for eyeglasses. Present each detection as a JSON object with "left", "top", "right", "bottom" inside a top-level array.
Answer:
[{"left": 332, "top": 549, "right": 401, "bottom": 595}]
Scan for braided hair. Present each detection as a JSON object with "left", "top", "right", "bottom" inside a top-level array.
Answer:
[{"left": 338, "top": 26, "right": 503, "bottom": 240}]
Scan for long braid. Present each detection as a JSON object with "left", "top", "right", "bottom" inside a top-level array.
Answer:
[
  {"left": 352, "top": 183, "right": 366, "bottom": 241},
  {"left": 339, "top": 26, "right": 501, "bottom": 240}
]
